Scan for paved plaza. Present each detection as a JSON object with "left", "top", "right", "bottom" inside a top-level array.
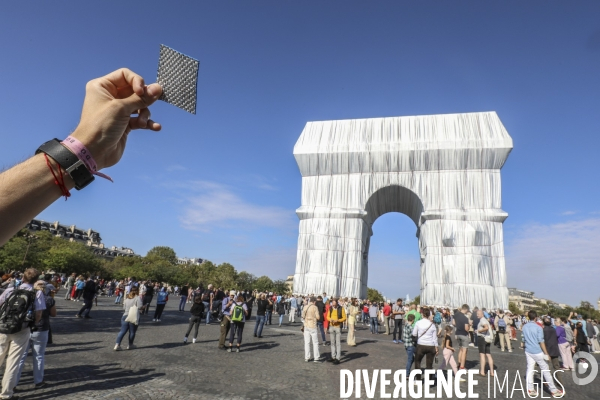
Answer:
[{"left": 7, "top": 297, "right": 599, "bottom": 399}]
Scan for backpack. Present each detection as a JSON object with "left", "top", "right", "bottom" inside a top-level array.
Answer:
[
  {"left": 498, "top": 317, "right": 507, "bottom": 332},
  {"left": 434, "top": 311, "right": 442, "bottom": 324},
  {"left": 231, "top": 303, "right": 245, "bottom": 322},
  {"left": 0, "top": 289, "right": 36, "bottom": 334}
]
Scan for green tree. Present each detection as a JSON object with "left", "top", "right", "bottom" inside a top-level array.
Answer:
[
  {"left": 254, "top": 276, "right": 274, "bottom": 293},
  {"left": 272, "top": 279, "right": 289, "bottom": 295},
  {"left": 236, "top": 271, "right": 257, "bottom": 290},
  {"left": 508, "top": 302, "right": 522, "bottom": 315},
  {"left": 367, "top": 287, "right": 384, "bottom": 303},
  {"left": 42, "top": 241, "right": 101, "bottom": 276},
  {"left": 146, "top": 246, "right": 178, "bottom": 264},
  {"left": 211, "top": 263, "right": 238, "bottom": 289},
  {"left": 412, "top": 295, "right": 421, "bottom": 306}
]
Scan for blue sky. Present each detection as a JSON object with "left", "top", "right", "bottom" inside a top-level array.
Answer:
[{"left": 1, "top": 2, "right": 599, "bottom": 307}]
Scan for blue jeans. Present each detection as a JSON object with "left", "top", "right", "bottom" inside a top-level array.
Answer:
[
  {"left": 370, "top": 317, "right": 379, "bottom": 333},
  {"left": 116, "top": 315, "right": 138, "bottom": 346},
  {"left": 278, "top": 313, "right": 284, "bottom": 325},
  {"left": 179, "top": 296, "right": 187, "bottom": 311},
  {"left": 17, "top": 330, "right": 48, "bottom": 385},
  {"left": 254, "top": 315, "right": 266, "bottom": 336},
  {"left": 317, "top": 321, "right": 326, "bottom": 343},
  {"left": 406, "top": 346, "right": 416, "bottom": 376},
  {"left": 203, "top": 302, "right": 211, "bottom": 324},
  {"left": 115, "top": 294, "right": 123, "bottom": 303}
]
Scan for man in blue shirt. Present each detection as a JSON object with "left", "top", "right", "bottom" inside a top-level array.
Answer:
[
  {"left": 289, "top": 296, "right": 298, "bottom": 323},
  {"left": 522, "top": 311, "right": 563, "bottom": 398}
]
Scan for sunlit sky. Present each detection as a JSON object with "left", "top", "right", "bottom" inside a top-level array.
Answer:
[{"left": 2, "top": 1, "right": 599, "bottom": 306}]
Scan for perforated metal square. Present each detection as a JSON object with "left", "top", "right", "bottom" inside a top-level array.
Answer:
[{"left": 156, "top": 44, "right": 199, "bottom": 114}]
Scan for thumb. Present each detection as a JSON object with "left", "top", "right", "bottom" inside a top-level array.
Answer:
[{"left": 120, "top": 84, "right": 162, "bottom": 113}]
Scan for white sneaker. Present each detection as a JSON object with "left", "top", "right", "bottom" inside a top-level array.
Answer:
[
  {"left": 157, "top": 319, "right": 161, "bottom": 322},
  {"left": 114, "top": 344, "right": 122, "bottom": 351},
  {"left": 127, "top": 344, "right": 136, "bottom": 350},
  {"left": 184, "top": 337, "right": 188, "bottom": 344},
  {"left": 192, "top": 338, "right": 196, "bottom": 343},
  {"left": 152, "top": 319, "right": 156, "bottom": 322}
]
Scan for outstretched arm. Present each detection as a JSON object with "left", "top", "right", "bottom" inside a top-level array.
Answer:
[{"left": 0, "top": 68, "right": 162, "bottom": 245}]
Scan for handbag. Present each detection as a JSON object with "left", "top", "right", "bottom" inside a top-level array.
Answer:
[{"left": 125, "top": 303, "right": 139, "bottom": 325}]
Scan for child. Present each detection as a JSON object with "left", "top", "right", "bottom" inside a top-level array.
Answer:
[{"left": 440, "top": 325, "right": 465, "bottom": 381}]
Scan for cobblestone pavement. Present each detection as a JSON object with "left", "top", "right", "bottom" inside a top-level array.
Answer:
[{"left": 7, "top": 297, "right": 599, "bottom": 399}]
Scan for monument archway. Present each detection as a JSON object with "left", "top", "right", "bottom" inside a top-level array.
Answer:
[{"left": 292, "top": 112, "right": 513, "bottom": 309}]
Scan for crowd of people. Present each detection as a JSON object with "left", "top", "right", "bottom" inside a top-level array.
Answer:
[{"left": 1, "top": 269, "right": 599, "bottom": 398}]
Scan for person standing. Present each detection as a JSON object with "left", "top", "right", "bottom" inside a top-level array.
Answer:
[
  {"left": 142, "top": 280, "right": 154, "bottom": 315},
  {"left": 227, "top": 295, "right": 248, "bottom": 352},
  {"left": 453, "top": 305, "right": 471, "bottom": 371},
  {"left": 382, "top": 301, "right": 392, "bottom": 335},
  {"left": 179, "top": 283, "right": 189, "bottom": 312},
  {"left": 201, "top": 284, "right": 214, "bottom": 323},
  {"left": 114, "top": 287, "right": 145, "bottom": 350},
  {"left": 369, "top": 302, "right": 379, "bottom": 334},
  {"left": 476, "top": 309, "right": 495, "bottom": 377},
  {"left": 219, "top": 292, "right": 235, "bottom": 349},
  {"left": 392, "top": 299, "right": 405, "bottom": 344},
  {"left": 494, "top": 311, "right": 512, "bottom": 352},
  {"left": 0, "top": 268, "right": 46, "bottom": 399},
  {"left": 75, "top": 277, "right": 97, "bottom": 318},
  {"left": 347, "top": 298, "right": 360, "bottom": 347},
  {"left": 522, "top": 311, "right": 563, "bottom": 397},
  {"left": 15, "top": 280, "right": 57, "bottom": 390},
  {"left": 276, "top": 298, "right": 286, "bottom": 327},
  {"left": 439, "top": 325, "right": 465, "bottom": 379},
  {"left": 302, "top": 296, "right": 321, "bottom": 362},
  {"left": 555, "top": 317, "right": 574, "bottom": 370},
  {"left": 327, "top": 299, "right": 346, "bottom": 364},
  {"left": 63, "top": 273, "right": 75, "bottom": 300},
  {"left": 265, "top": 295, "right": 274, "bottom": 326},
  {"left": 542, "top": 316, "right": 563, "bottom": 388},
  {"left": 153, "top": 287, "right": 168, "bottom": 322},
  {"left": 253, "top": 293, "right": 268, "bottom": 339},
  {"left": 289, "top": 295, "right": 298, "bottom": 323},
  {"left": 74, "top": 276, "right": 85, "bottom": 301},
  {"left": 413, "top": 308, "right": 438, "bottom": 379},
  {"left": 403, "top": 314, "right": 417, "bottom": 376},
  {"left": 184, "top": 297, "right": 205, "bottom": 344}
]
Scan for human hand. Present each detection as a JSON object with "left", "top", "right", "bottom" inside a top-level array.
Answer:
[{"left": 71, "top": 68, "right": 163, "bottom": 170}]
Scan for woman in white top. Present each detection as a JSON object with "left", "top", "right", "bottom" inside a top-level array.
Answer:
[
  {"left": 114, "top": 287, "right": 146, "bottom": 351},
  {"left": 412, "top": 308, "right": 439, "bottom": 375}
]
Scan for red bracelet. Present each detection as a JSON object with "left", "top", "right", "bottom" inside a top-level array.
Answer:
[{"left": 43, "top": 153, "right": 71, "bottom": 200}]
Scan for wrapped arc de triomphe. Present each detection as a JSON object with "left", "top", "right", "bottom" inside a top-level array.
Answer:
[{"left": 292, "top": 112, "right": 513, "bottom": 310}]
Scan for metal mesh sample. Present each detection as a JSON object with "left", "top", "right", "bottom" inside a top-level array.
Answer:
[{"left": 156, "top": 44, "right": 199, "bottom": 114}]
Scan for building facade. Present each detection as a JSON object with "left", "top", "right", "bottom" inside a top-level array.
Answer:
[
  {"left": 508, "top": 288, "right": 536, "bottom": 312},
  {"left": 26, "top": 219, "right": 137, "bottom": 259}
]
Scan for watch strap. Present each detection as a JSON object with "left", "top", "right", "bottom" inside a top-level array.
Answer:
[{"left": 36, "top": 139, "right": 94, "bottom": 190}]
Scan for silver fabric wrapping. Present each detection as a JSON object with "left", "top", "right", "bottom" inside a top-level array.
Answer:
[
  {"left": 157, "top": 44, "right": 199, "bottom": 114},
  {"left": 292, "top": 112, "right": 512, "bottom": 309}
]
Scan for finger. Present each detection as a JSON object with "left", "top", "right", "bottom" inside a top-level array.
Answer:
[
  {"left": 102, "top": 68, "right": 145, "bottom": 96},
  {"left": 138, "top": 108, "right": 151, "bottom": 128},
  {"left": 120, "top": 83, "right": 162, "bottom": 113},
  {"left": 129, "top": 117, "right": 161, "bottom": 132}
]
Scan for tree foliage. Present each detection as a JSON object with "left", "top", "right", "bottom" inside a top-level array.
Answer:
[{"left": 367, "top": 287, "right": 384, "bottom": 303}]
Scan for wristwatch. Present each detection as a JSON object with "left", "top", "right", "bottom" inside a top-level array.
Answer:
[{"left": 36, "top": 139, "right": 94, "bottom": 190}]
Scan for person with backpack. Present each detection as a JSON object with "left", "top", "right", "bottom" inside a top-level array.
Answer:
[
  {"left": 227, "top": 295, "right": 248, "bottom": 353},
  {"left": 494, "top": 311, "right": 512, "bottom": 352},
  {"left": 0, "top": 268, "right": 46, "bottom": 399},
  {"left": 153, "top": 287, "right": 169, "bottom": 322},
  {"left": 219, "top": 291, "right": 236, "bottom": 349},
  {"left": 15, "top": 280, "right": 56, "bottom": 390},
  {"left": 184, "top": 296, "right": 205, "bottom": 344}
]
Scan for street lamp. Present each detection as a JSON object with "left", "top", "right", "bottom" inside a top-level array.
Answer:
[{"left": 22, "top": 233, "right": 38, "bottom": 266}]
